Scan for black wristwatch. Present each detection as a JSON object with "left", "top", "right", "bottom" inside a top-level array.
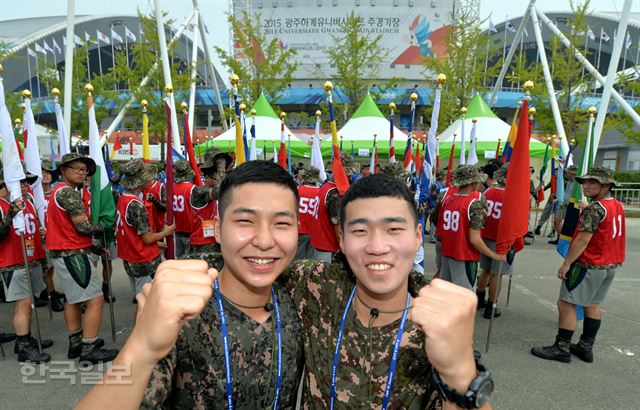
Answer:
[{"left": 432, "top": 357, "right": 494, "bottom": 409}]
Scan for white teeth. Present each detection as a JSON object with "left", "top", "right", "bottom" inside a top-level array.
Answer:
[
  {"left": 247, "top": 258, "right": 275, "bottom": 265},
  {"left": 367, "top": 263, "right": 392, "bottom": 271}
]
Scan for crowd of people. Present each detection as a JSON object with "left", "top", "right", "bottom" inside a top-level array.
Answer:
[{"left": 0, "top": 148, "right": 626, "bottom": 408}]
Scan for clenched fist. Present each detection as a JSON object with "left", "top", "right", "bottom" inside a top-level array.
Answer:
[
  {"left": 129, "top": 260, "right": 218, "bottom": 366},
  {"left": 411, "top": 279, "right": 478, "bottom": 393}
]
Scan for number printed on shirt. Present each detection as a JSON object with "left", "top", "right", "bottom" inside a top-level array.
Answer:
[
  {"left": 16, "top": 213, "right": 37, "bottom": 235},
  {"left": 116, "top": 210, "right": 124, "bottom": 235},
  {"left": 299, "top": 196, "right": 319, "bottom": 218},
  {"left": 443, "top": 210, "right": 460, "bottom": 232},
  {"left": 173, "top": 195, "right": 185, "bottom": 212},
  {"left": 612, "top": 214, "right": 623, "bottom": 238},
  {"left": 486, "top": 200, "right": 502, "bottom": 219}
]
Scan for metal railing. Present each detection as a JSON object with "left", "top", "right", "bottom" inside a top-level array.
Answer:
[{"left": 612, "top": 182, "right": 640, "bottom": 209}]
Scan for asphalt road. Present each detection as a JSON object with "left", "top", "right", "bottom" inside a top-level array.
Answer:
[{"left": 1, "top": 219, "right": 638, "bottom": 409}]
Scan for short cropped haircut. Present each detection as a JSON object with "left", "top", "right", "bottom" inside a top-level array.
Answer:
[
  {"left": 218, "top": 161, "right": 299, "bottom": 219},
  {"left": 482, "top": 163, "right": 500, "bottom": 179},
  {"left": 339, "top": 174, "right": 418, "bottom": 227}
]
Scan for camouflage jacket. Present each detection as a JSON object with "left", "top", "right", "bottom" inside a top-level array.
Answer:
[
  {"left": 48, "top": 186, "right": 93, "bottom": 258},
  {"left": 121, "top": 196, "right": 158, "bottom": 277},
  {"left": 575, "top": 199, "right": 622, "bottom": 269},
  {"left": 326, "top": 188, "right": 341, "bottom": 225},
  {"left": 191, "top": 185, "right": 217, "bottom": 209},
  {"left": 280, "top": 258, "right": 441, "bottom": 409},
  {"left": 468, "top": 196, "right": 488, "bottom": 230},
  {"left": 141, "top": 258, "right": 304, "bottom": 409}
]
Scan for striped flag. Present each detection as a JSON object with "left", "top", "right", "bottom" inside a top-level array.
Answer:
[
  {"left": 403, "top": 96, "right": 417, "bottom": 171},
  {"left": 310, "top": 115, "right": 326, "bottom": 181},
  {"left": 370, "top": 139, "right": 378, "bottom": 175},
  {"left": 389, "top": 106, "right": 396, "bottom": 162},
  {"left": 502, "top": 104, "right": 521, "bottom": 163},
  {"left": 278, "top": 116, "right": 287, "bottom": 170},
  {"left": 467, "top": 119, "right": 478, "bottom": 165},
  {"left": 427, "top": 86, "right": 442, "bottom": 180},
  {"left": 142, "top": 107, "right": 150, "bottom": 163},
  {"left": 327, "top": 88, "right": 350, "bottom": 195},
  {"left": 182, "top": 110, "right": 202, "bottom": 185},
  {"left": 249, "top": 113, "right": 257, "bottom": 161},
  {"left": 232, "top": 94, "right": 246, "bottom": 166},
  {"left": 53, "top": 96, "right": 70, "bottom": 155},
  {"left": 459, "top": 114, "right": 466, "bottom": 165},
  {"left": 164, "top": 100, "right": 175, "bottom": 259},
  {"left": 0, "top": 76, "right": 27, "bottom": 233},
  {"left": 87, "top": 92, "right": 116, "bottom": 245}
]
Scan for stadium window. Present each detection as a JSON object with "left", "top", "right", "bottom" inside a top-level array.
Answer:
[
  {"left": 393, "top": 0, "right": 399, "bottom": 5},
  {"left": 390, "top": 64, "right": 396, "bottom": 68},
  {"left": 627, "top": 150, "right": 640, "bottom": 171},
  {"left": 355, "top": 0, "right": 361, "bottom": 6},
  {"left": 273, "top": 0, "right": 278, "bottom": 8},
  {"left": 409, "top": 0, "right": 414, "bottom": 6},
  {"left": 405, "top": 64, "right": 410, "bottom": 69},
  {"left": 602, "top": 150, "right": 618, "bottom": 170}
]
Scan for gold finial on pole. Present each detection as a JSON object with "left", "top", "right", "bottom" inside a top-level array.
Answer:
[
  {"left": 528, "top": 107, "right": 536, "bottom": 117},
  {"left": 0, "top": 64, "right": 3, "bottom": 73},
  {"left": 587, "top": 106, "right": 597, "bottom": 117},
  {"left": 229, "top": 74, "right": 240, "bottom": 86},
  {"left": 389, "top": 102, "right": 396, "bottom": 112},
  {"left": 251, "top": 109, "right": 257, "bottom": 117},
  {"left": 410, "top": 92, "right": 418, "bottom": 102},
  {"left": 523, "top": 80, "right": 534, "bottom": 100},
  {"left": 280, "top": 111, "right": 287, "bottom": 120},
  {"left": 315, "top": 110, "right": 322, "bottom": 118},
  {"left": 472, "top": 118, "right": 478, "bottom": 123},
  {"left": 239, "top": 103, "right": 246, "bottom": 112},
  {"left": 141, "top": 99, "right": 148, "bottom": 113},
  {"left": 460, "top": 107, "right": 467, "bottom": 116},
  {"left": 14, "top": 118, "right": 22, "bottom": 126},
  {"left": 22, "top": 89, "right": 32, "bottom": 99},
  {"left": 84, "top": 84, "right": 93, "bottom": 94},
  {"left": 436, "top": 73, "right": 447, "bottom": 87},
  {"left": 51, "top": 88, "right": 60, "bottom": 97},
  {"left": 323, "top": 81, "right": 333, "bottom": 92},
  {"left": 181, "top": 101, "right": 188, "bottom": 113},
  {"left": 165, "top": 84, "right": 173, "bottom": 93}
]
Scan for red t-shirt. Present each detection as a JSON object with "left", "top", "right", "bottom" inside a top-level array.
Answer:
[
  {"left": 309, "top": 182, "right": 339, "bottom": 253},
  {"left": 481, "top": 186, "right": 505, "bottom": 241},
  {"left": 0, "top": 198, "right": 45, "bottom": 267},
  {"left": 574, "top": 198, "right": 626, "bottom": 266},
  {"left": 45, "top": 183, "right": 93, "bottom": 251},
  {"left": 173, "top": 182, "right": 194, "bottom": 233},
  {"left": 116, "top": 194, "right": 159, "bottom": 264},
  {"left": 297, "top": 185, "right": 321, "bottom": 235},
  {"left": 440, "top": 192, "right": 482, "bottom": 261},
  {"left": 189, "top": 198, "right": 218, "bottom": 246}
]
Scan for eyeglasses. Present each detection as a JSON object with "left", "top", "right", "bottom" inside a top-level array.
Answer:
[{"left": 66, "top": 166, "right": 89, "bottom": 175}]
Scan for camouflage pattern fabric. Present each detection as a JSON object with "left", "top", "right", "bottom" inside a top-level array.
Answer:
[
  {"left": 125, "top": 199, "right": 152, "bottom": 236},
  {"left": 191, "top": 185, "right": 217, "bottom": 209},
  {"left": 452, "top": 165, "right": 487, "bottom": 188},
  {"left": 120, "top": 159, "right": 148, "bottom": 190},
  {"left": 174, "top": 160, "right": 196, "bottom": 183},
  {"left": 48, "top": 187, "right": 93, "bottom": 258},
  {"left": 141, "top": 284, "right": 304, "bottom": 409},
  {"left": 187, "top": 243, "right": 222, "bottom": 256},
  {"left": 575, "top": 199, "right": 621, "bottom": 270},
  {"left": 326, "top": 189, "right": 341, "bottom": 225},
  {"left": 279, "top": 259, "right": 442, "bottom": 409},
  {"left": 576, "top": 166, "right": 621, "bottom": 187},
  {"left": 299, "top": 167, "right": 323, "bottom": 185},
  {"left": 123, "top": 257, "right": 161, "bottom": 279},
  {"left": 469, "top": 196, "right": 488, "bottom": 230}
]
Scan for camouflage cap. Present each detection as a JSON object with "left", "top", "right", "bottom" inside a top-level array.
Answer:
[
  {"left": 575, "top": 166, "right": 621, "bottom": 187},
  {"left": 566, "top": 164, "right": 578, "bottom": 173},
  {"left": 41, "top": 159, "right": 56, "bottom": 173},
  {"left": 144, "top": 163, "right": 158, "bottom": 179},
  {"left": 200, "top": 147, "right": 233, "bottom": 172},
  {"left": 436, "top": 169, "right": 447, "bottom": 180},
  {"left": 299, "top": 166, "right": 323, "bottom": 185},
  {"left": 340, "top": 153, "right": 358, "bottom": 177},
  {"left": 55, "top": 153, "right": 96, "bottom": 177},
  {"left": 120, "top": 159, "right": 149, "bottom": 190},
  {"left": 494, "top": 164, "right": 508, "bottom": 185},
  {"left": 452, "top": 165, "right": 487, "bottom": 187},
  {"left": 379, "top": 162, "right": 409, "bottom": 181},
  {"left": 174, "top": 160, "right": 195, "bottom": 182}
]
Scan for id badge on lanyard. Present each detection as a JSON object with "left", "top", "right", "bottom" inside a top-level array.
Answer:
[
  {"left": 25, "top": 237, "right": 35, "bottom": 257},
  {"left": 202, "top": 220, "right": 215, "bottom": 238}
]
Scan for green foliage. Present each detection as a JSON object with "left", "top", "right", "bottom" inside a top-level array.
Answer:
[
  {"left": 424, "top": 8, "right": 503, "bottom": 126},
  {"left": 215, "top": 11, "right": 299, "bottom": 105},
  {"left": 323, "top": 11, "right": 391, "bottom": 112},
  {"left": 614, "top": 171, "right": 640, "bottom": 183}
]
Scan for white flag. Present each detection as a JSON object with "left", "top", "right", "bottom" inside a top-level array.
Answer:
[
  {"left": 53, "top": 97, "right": 70, "bottom": 156},
  {"left": 85, "top": 32, "right": 92, "bottom": 43},
  {"left": 488, "top": 19, "right": 497, "bottom": 33},
  {"left": 523, "top": 27, "right": 529, "bottom": 37},
  {"left": 43, "top": 40, "right": 54, "bottom": 53},
  {"left": 74, "top": 34, "right": 83, "bottom": 46},
  {"left": 22, "top": 98, "right": 46, "bottom": 225},
  {"left": 310, "top": 116, "right": 327, "bottom": 181},
  {"left": 601, "top": 28, "right": 610, "bottom": 42},
  {"left": 467, "top": 120, "right": 479, "bottom": 166},
  {"left": 587, "top": 28, "right": 596, "bottom": 41},
  {"left": 0, "top": 76, "right": 27, "bottom": 233},
  {"left": 505, "top": 21, "right": 516, "bottom": 33},
  {"left": 27, "top": 47, "right": 36, "bottom": 57},
  {"left": 35, "top": 43, "right": 47, "bottom": 55},
  {"left": 52, "top": 38, "right": 62, "bottom": 54},
  {"left": 626, "top": 32, "right": 632, "bottom": 49},
  {"left": 125, "top": 26, "right": 137, "bottom": 42},
  {"left": 96, "top": 30, "right": 110, "bottom": 44},
  {"left": 459, "top": 117, "right": 466, "bottom": 165},
  {"left": 111, "top": 27, "right": 123, "bottom": 44},
  {"left": 249, "top": 115, "right": 257, "bottom": 161}
]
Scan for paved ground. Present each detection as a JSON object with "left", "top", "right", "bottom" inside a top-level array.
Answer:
[{"left": 1, "top": 218, "right": 639, "bottom": 409}]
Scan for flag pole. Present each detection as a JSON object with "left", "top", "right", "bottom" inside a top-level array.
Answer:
[
  {"left": 459, "top": 107, "right": 467, "bottom": 165},
  {"left": 103, "top": 232, "right": 116, "bottom": 343},
  {"left": 62, "top": 0, "right": 76, "bottom": 140},
  {"left": 21, "top": 233, "right": 43, "bottom": 353}
]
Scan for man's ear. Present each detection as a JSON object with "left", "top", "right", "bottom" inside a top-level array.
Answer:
[
  {"left": 338, "top": 225, "right": 345, "bottom": 252},
  {"left": 214, "top": 215, "right": 222, "bottom": 244}
]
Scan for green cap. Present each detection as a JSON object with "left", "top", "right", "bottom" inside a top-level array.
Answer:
[
  {"left": 379, "top": 162, "right": 409, "bottom": 181},
  {"left": 299, "top": 166, "right": 323, "bottom": 185},
  {"left": 174, "top": 160, "right": 195, "bottom": 183},
  {"left": 575, "top": 166, "right": 620, "bottom": 187},
  {"left": 453, "top": 165, "right": 487, "bottom": 187},
  {"left": 200, "top": 147, "right": 233, "bottom": 172},
  {"left": 55, "top": 153, "right": 96, "bottom": 178},
  {"left": 41, "top": 159, "right": 56, "bottom": 173},
  {"left": 120, "top": 159, "right": 149, "bottom": 190}
]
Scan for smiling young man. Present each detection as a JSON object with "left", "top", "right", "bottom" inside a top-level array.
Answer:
[
  {"left": 532, "top": 167, "right": 625, "bottom": 364},
  {"left": 282, "top": 174, "right": 493, "bottom": 409},
  {"left": 77, "top": 161, "right": 303, "bottom": 409}
]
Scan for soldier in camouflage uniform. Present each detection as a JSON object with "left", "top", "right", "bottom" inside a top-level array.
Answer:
[
  {"left": 186, "top": 147, "right": 232, "bottom": 256},
  {"left": 45, "top": 153, "right": 118, "bottom": 364},
  {"left": 279, "top": 174, "right": 493, "bottom": 408},
  {"left": 438, "top": 166, "right": 505, "bottom": 290},
  {"left": 532, "top": 167, "right": 626, "bottom": 364},
  {"left": 77, "top": 161, "right": 304, "bottom": 409},
  {"left": 116, "top": 159, "right": 175, "bottom": 297}
]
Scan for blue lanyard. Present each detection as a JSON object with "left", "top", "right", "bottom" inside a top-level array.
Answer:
[
  {"left": 213, "top": 279, "right": 282, "bottom": 409},
  {"left": 330, "top": 287, "right": 410, "bottom": 410}
]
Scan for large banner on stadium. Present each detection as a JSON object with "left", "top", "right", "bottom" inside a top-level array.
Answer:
[{"left": 241, "top": 0, "right": 455, "bottom": 78}]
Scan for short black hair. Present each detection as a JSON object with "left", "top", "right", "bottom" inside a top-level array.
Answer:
[
  {"left": 218, "top": 161, "right": 298, "bottom": 219},
  {"left": 339, "top": 174, "right": 418, "bottom": 227},
  {"left": 482, "top": 163, "right": 500, "bottom": 179}
]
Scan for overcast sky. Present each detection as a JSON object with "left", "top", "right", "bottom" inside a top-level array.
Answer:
[{"left": 1, "top": 0, "right": 636, "bottom": 84}]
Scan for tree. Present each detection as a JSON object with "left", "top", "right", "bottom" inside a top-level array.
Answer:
[
  {"left": 215, "top": 11, "right": 298, "bottom": 105},
  {"left": 423, "top": 8, "right": 503, "bottom": 126},
  {"left": 324, "top": 11, "right": 392, "bottom": 112}
]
